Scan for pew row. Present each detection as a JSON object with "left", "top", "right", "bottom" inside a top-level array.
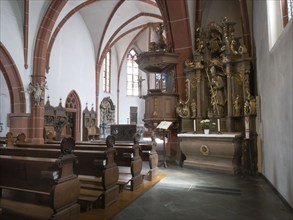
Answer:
[
  {"left": 7, "top": 131, "right": 158, "bottom": 181},
  {"left": 89, "top": 140, "right": 159, "bottom": 181},
  {"left": 1, "top": 136, "right": 119, "bottom": 210},
  {"left": 48, "top": 134, "right": 159, "bottom": 181},
  {"left": 0, "top": 138, "right": 80, "bottom": 220},
  {"left": 47, "top": 136, "right": 145, "bottom": 191},
  {"left": 16, "top": 135, "right": 145, "bottom": 191}
]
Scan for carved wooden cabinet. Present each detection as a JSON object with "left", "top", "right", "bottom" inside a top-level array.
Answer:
[{"left": 178, "top": 133, "right": 243, "bottom": 174}]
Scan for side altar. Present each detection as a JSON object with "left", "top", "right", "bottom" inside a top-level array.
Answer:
[
  {"left": 175, "top": 17, "right": 257, "bottom": 175},
  {"left": 178, "top": 133, "right": 242, "bottom": 174}
]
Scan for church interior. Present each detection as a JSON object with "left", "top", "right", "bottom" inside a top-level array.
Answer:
[{"left": 0, "top": 0, "right": 292, "bottom": 219}]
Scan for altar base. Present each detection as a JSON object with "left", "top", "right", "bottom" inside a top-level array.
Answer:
[{"left": 178, "top": 133, "right": 242, "bottom": 174}]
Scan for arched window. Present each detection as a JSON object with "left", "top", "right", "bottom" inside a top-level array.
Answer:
[
  {"left": 267, "top": 0, "right": 292, "bottom": 49},
  {"left": 102, "top": 51, "right": 111, "bottom": 93},
  {"left": 282, "top": 0, "right": 293, "bottom": 26},
  {"left": 126, "top": 49, "right": 139, "bottom": 96}
]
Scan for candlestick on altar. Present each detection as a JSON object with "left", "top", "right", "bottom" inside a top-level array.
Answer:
[
  {"left": 217, "top": 118, "right": 222, "bottom": 134},
  {"left": 193, "top": 119, "right": 197, "bottom": 133}
]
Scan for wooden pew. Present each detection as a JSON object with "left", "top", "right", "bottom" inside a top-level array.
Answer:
[
  {"left": 74, "top": 135, "right": 119, "bottom": 210},
  {"left": 71, "top": 134, "right": 144, "bottom": 191},
  {"left": 19, "top": 135, "right": 145, "bottom": 191},
  {"left": 0, "top": 137, "right": 80, "bottom": 220},
  {"left": 2, "top": 136, "right": 119, "bottom": 210},
  {"left": 76, "top": 134, "right": 159, "bottom": 181}
]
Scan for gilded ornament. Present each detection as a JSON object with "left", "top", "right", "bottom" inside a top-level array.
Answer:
[
  {"left": 200, "top": 145, "right": 209, "bottom": 156},
  {"left": 185, "top": 59, "right": 195, "bottom": 69}
]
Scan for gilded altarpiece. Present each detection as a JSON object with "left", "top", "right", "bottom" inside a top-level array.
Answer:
[{"left": 177, "top": 18, "right": 257, "bottom": 174}]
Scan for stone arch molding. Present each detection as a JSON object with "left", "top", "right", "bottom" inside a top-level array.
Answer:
[
  {"left": 0, "top": 42, "right": 29, "bottom": 137},
  {"left": 0, "top": 42, "right": 26, "bottom": 114}
]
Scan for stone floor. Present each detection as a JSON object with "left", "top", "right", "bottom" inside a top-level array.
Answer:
[{"left": 113, "top": 163, "right": 293, "bottom": 220}]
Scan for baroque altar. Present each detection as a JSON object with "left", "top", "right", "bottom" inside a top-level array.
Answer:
[{"left": 176, "top": 18, "right": 257, "bottom": 174}]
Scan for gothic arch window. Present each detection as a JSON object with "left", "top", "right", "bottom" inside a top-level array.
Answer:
[
  {"left": 126, "top": 49, "right": 139, "bottom": 96},
  {"left": 65, "top": 90, "right": 81, "bottom": 141},
  {"left": 281, "top": 0, "right": 293, "bottom": 26},
  {"left": 267, "top": 0, "right": 292, "bottom": 49},
  {"left": 66, "top": 92, "right": 78, "bottom": 109},
  {"left": 102, "top": 51, "right": 111, "bottom": 93},
  {"left": 266, "top": 0, "right": 284, "bottom": 49}
]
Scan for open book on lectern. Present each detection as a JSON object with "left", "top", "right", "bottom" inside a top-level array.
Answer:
[{"left": 156, "top": 121, "right": 173, "bottom": 130}]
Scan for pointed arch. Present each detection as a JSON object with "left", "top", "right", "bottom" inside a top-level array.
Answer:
[
  {"left": 65, "top": 90, "right": 82, "bottom": 142},
  {"left": 0, "top": 42, "right": 26, "bottom": 114},
  {"left": 0, "top": 42, "right": 30, "bottom": 137}
]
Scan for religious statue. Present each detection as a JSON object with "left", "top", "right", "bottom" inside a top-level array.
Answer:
[
  {"left": 156, "top": 24, "right": 167, "bottom": 51},
  {"left": 233, "top": 95, "right": 241, "bottom": 116},
  {"left": 249, "top": 96, "right": 257, "bottom": 115},
  {"left": 209, "top": 66, "right": 226, "bottom": 117},
  {"left": 27, "top": 81, "right": 48, "bottom": 106},
  {"left": 190, "top": 98, "right": 197, "bottom": 118},
  {"left": 208, "top": 31, "right": 222, "bottom": 54},
  {"left": 244, "top": 98, "right": 250, "bottom": 115},
  {"left": 149, "top": 24, "right": 167, "bottom": 51},
  {"left": 137, "top": 76, "right": 145, "bottom": 98},
  {"left": 244, "top": 95, "right": 256, "bottom": 115}
]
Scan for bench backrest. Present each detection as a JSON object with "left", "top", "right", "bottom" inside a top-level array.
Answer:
[{"left": 0, "top": 153, "right": 80, "bottom": 211}]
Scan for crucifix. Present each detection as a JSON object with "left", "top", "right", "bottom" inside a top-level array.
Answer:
[{"left": 138, "top": 76, "right": 145, "bottom": 98}]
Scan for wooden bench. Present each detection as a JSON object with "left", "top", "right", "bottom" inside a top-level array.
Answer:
[
  {"left": 44, "top": 135, "right": 145, "bottom": 191},
  {"left": 73, "top": 134, "right": 144, "bottom": 191},
  {"left": 10, "top": 136, "right": 119, "bottom": 210},
  {"left": 75, "top": 134, "right": 159, "bottom": 181},
  {"left": 0, "top": 137, "right": 80, "bottom": 219}
]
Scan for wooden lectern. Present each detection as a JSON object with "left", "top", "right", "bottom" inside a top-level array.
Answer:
[{"left": 155, "top": 121, "right": 173, "bottom": 168}]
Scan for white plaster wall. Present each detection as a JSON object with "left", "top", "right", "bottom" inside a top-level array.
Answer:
[
  {"left": 254, "top": 1, "right": 293, "bottom": 208},
  {"left": 98, "top": 44, "right": 147, "bottom": 128},
  {"left": 47, "top": 12, "right": 96, "bottom": 137},
  {"left": 0, "top": 1, "right": 53, "bottom": 114},
  {"left": 98, "top": 48, "right": 118, "bottom": 125},
  {"left": 118, "top": 59, "right": 146, "bottom": 127},
  {"left": 202, "top": 0, "right": 242, "bottom": 38},
  {"left": 0, "top": 0, "right": 32, "bottom": 113}
]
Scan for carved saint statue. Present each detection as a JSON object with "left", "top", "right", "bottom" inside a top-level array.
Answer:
[
  {"left": 27, "top": 81, "right": 48, "bottom": 106},
  {"left": 233, "top": 95, "right": 241, "bottom": 116},
  {"left": 210, "top": 66, "right": 226, "bottom": 117},
  {"left": 190, "top": 98, "right": 197, "bottom": 118},
  {"left": 249, "top": 97, "right": 257, "bottom": 115}
]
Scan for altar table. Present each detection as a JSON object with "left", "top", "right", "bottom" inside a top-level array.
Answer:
[{"left": 177, "top": 133, "right": 243, "bottom": 174}]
